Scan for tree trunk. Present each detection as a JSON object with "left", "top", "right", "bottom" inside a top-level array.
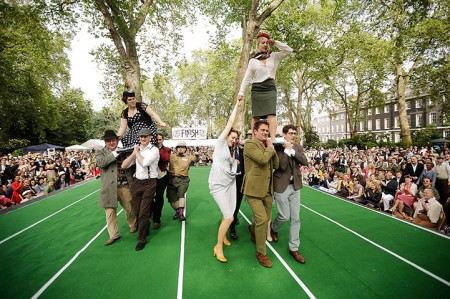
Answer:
[
  {"left": 295, "top": 70, "right": 304, "bottom": 139},
  {"left": 396, "top": 64, "right": 413, "bottom": 146},
  {"left": 124, "top": 44, "right": 142, "bottom": 100}
]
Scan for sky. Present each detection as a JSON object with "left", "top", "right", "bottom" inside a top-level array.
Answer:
[{"left": 68, "top": 19, "right": 240, "bottom": 111}]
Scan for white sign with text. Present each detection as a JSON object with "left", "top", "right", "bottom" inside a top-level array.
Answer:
[{"left": 172, "top": 127, "right": 207, "bottom": 139}]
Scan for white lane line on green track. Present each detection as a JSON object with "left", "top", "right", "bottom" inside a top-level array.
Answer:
[
  {"left": 177, "top": 193, "right": 187, "bottom": 299},
  {"left": 31, "top": 209, "right": 124, "bottom": 299},
  {"left": 0, "top": 190, "right": 99, "bottom": 246},
  {"left": 239, "top": 210, "right": 316, "bottom": 299},
  {"left": 301, "top": 204, "right": 450, "bottom": 287}
]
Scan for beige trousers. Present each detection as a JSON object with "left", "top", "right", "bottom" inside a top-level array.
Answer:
[{"left": 105, "top": 185, "right": 137, "bottom": 239}]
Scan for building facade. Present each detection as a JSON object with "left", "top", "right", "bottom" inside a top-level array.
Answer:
[{"left": 315, "top": 92, "right": 450, "bottom": 143}]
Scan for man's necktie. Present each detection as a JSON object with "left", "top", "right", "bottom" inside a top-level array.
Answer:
[{"left": 235, "top": 148, "right": 241, "bottom": 174}]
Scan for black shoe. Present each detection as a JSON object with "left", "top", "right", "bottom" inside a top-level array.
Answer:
[
  {"left": 230, "top": 231, "right": 238, "bottom": 240},
  {"left": 179, "top": 214, "right": 186, "bottom": 221},
  {"left": 135, "top": 242, "right": 146, "bottom": 251},
  {"left": 235, "top": 218, "right": 240, "bottom": 225},
  {"left": 173, "top": 212, "right": 180, "bottom": 220}
]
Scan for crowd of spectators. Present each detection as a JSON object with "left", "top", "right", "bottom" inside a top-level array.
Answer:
[
  {"left": 0, "top": 150, "right": 100, "bottom": 209},
  {"left": 0, "top": 145, "right": 214, "bottom": 210},
  {"left": 2, "top": 143, "right": 449, "bottom": 235},
  {"left": 301, "top": 145, "right": 450, "bottom": 234}
]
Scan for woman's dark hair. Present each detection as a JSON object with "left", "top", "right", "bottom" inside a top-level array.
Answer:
[{"left": 228, "top": 128, "right": 239, "bottom": 137}]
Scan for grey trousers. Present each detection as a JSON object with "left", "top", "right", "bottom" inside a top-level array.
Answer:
[{"left": 272, "top": 185, "right": 301, "bottom": 251}]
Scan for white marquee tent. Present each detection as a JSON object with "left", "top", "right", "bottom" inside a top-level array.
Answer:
[
  {"left": 81, "top": 139, "right": 105, "bottom": 150},
  {"left": 65, "top": 144, "right": 91, "bottom": 151}
]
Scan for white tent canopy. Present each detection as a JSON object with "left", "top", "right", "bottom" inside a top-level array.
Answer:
[
  {"left": 162, "top": 139, "right": 217, "bottom": 148},
  {"left": 65, "top": 144, "right": 91, "bottom": 151},
  {"left": 81, "top": 139, "right": 105, "bottom": 150}
]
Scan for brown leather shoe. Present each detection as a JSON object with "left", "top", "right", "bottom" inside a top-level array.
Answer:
[
  {"left": 130, "top": 226, "right": 137, "bottom": 233},
  {"left": 256, "top": 252, "right": 272, "bottom": 268},
  {"left": 289, "top": 250, "right": 305, "bottom": 264},
  {"left": 153, "top": 222, "right": 161, "bottom": 229},
  {"left": 248, "top": 225, "right": 256, "bottom": 243},
  {"left": 104, "top": 236, "right": 120, "bottom": 246},
  {"left": 270, "top": 226, "right": 278, "bottom": 242}
]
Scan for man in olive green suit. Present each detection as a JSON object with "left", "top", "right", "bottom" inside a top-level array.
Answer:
[{"left": 243, "top": 121, "right": 279, "bottom": 268}]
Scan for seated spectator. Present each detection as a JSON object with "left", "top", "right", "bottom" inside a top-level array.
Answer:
[
  {"left": 414, "top": 177, "right": 440, "bottom": 211},
  {"left": 35, "top": 177, "right": 46, "bottom": 196},
  {"left": 416, "top": 161, "right": 437, "bottom": 188},
  {"left": 337, "top": 174, "right": 353, "bottom": 197},
  {"left": 21, "top": 189, "right": 33, "bottom": 203},
  {"left": 347, "top": 178, "right": 364, "bottom": 203},
  {"left": 391, "top": 175, "right": 417, "bottom": 217},
  {"left": 0, "top": 189, "right": 13, "bottom": 209},
  {"left": 55, "top": 171, "right": 66, "bottom": 190},
  {"left": 308, "top": 164, "right": 322, "bottom": 187},
  {"left": 21, "top": 179, "right": 36, "bottom": 197},
  {"left": 412, "top": 189, "right": 443, "bottom": 229},
  {"left": 74, "top": 168, "right": 84, "bottom": 182},
  {"left": 44, "top": 180, "right": 55, "bottom": 195},
  {"left": 362, "top": 182, "right": 382, "bottom": 209},
  {"left": 380, "top": 170, "right": 398, "bottom": 212},
  {"left": 320, "top": 171, "right": 332, "bottom": 188},
  {"left": 36, "top": 165, "right": 46, "bottom": 178}
]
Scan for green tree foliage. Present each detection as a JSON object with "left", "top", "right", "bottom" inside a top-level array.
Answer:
[
  {"left": 89, "top": 106, "right": 121, "bottom": 139},
  {"left": 365, "top": 0, "right": 450, "bottom": 146},
  {"left": 45, "top": 88, "right": 94, "bottom": 146},
  {"left": 0, "top": 1, "right": 70, "bottom": 149},
  {"left": 411, "top": 125, "right": 442, "bottom": 147},
  {"left": 173, "top": 42, "right": 241, "bottom": 137}
]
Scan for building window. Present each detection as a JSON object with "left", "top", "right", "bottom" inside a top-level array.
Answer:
[
  {"left": 416, "top": 114, "right": 423, "bottom": 127},
  {"left": 384, "top": 118, "right": 389, "bottom": 129},
  {"left": 332, "top": 126, "right": 334, "bottom": 133},
  {"left": 367, "top": 108, "right": 372, "bottom": 116},
  {"left": 384, "top": 105, "right": 390, "bottom": 113},
  {"left": 394, "top": 133, "right": 400, "bottom": 143},
  {"left": 394, "top": 116, "right": 399, "bottom": 128},
  {"left": 416, "top": 100, "right": 422, "bottom": 109},
  {"left": 429, "top": 112, "right": 437, "bottom": 124},
  {"left": 406, "top": 101, "right": 411, "bottom": 110},
  {"left": 375, "top": 107, "right": 381, "bottom": 114},
  {"left": 359, "top": 121, "right": 364, "bottom": 131},
  {"left": 368, "top": 120, "right": 372, "bottom": 130},
  {"left": 394, "top": 104, "right": 398, "bottom": 111},
  {"left": 341, "top": 124, "right": 345, "bottom": 132},
  {"left": 376, "top": 119, "right": 381, "bottom": 130},
  {"left": 340, "top": 114, "right": 344, "bottom": 120},
  {"left": 445, "top": 131, "right": 450, "bottom": 138}
]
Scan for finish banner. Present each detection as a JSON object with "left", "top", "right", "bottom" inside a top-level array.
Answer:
[{"left": 172, "top": 127, "right": 207, "bottom": 139}]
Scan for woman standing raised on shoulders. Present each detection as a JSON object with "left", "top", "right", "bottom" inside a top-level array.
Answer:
[
  {"left": 117, "top": 90, "right": 167, "bottom": 147},
  {"left": 237, "top": 32, "right": 293, "bottom": 139},
  {"left": 208, "top": 97, "right": 243, "bottom": 263}
]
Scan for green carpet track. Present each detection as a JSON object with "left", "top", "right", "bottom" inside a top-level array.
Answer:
[{"left": 1, "top": 167, "right": 449, "bottom": 298}]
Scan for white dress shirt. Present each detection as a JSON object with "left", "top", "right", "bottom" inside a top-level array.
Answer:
[{"left": 135, "top": 145, "right": 160, "bottom": 180}]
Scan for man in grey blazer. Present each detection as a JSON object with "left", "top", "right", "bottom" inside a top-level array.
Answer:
[
  {"left": 96, "top": 130, "right": 137, "bottom": 246},
  {"left": 270, "top": 124, "right": 308, "bottom": 263}
]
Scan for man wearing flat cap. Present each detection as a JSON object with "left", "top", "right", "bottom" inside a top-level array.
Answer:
[
  {"left": 96, "top": 130, "right": 137, "bottom": 247},
  {"left": 122, "top": 128, "right": 159, "bottom": 251},
  {"left": 167, "top": 141, "right": 198, "bottom": 222}
]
